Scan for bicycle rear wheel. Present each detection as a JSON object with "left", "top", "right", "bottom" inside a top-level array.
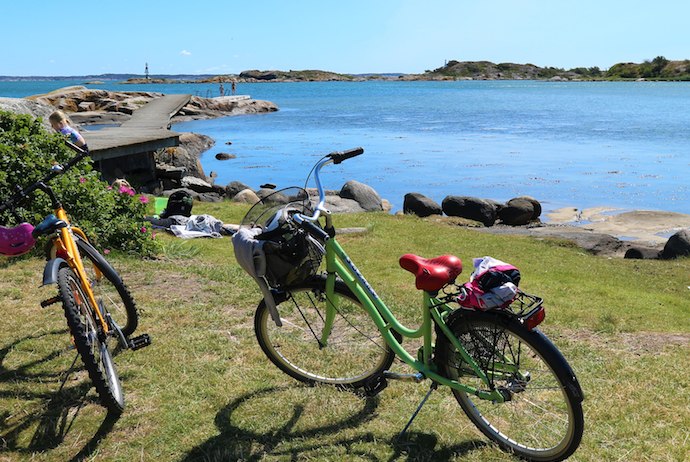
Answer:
[
  {"left": 254, "top": 275, "right": 395, "bottom": 387},
  {"left": 436, "top": 311, "right": 583, "bottom": 462},
  {"left": 57, "top": 265, "right": 124, "bottom": 413}
]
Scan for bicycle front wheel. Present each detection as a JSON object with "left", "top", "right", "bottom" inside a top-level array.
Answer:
[
  {"left": 436, "top": 311, "right": 583, "bottom": 462},
  {"left": 58, "top": 266, "right": 125, "bottom": 413},
  {"left": 254, "top": 276, "right": 395, "bottom": 387},
  {"left": 75, "top": 235, "right": 138, "bottom": 337}
]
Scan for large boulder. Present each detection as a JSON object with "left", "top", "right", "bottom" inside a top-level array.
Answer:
[
  {"left": 181, "top": 175, "right": 214, "bottom": 193},
  {"left": 154, "top": 133, "right": 214, "bottom": 181},
  {"left": 232, "top": 189, "right": 260, "bottom": 204},
  {"left": 403, "top": 192, "right": 442, "bottom": 217},
  {"left": 0, "top": 97, "right": 55, "bottom": 130},
  {"left": 339, "top": 180, "right": 383, "bottom": 212},
  {"left": 660, "top": 229, "right": 690, "bottom": 259},
  {"left": 442, "top": 196, "right": 497, "bottom": 226},
  {"left": 499, "top": 197, "right": 539, "bottom": 225},
  {"left": 324, "top": 196, "right": 366, "bottom": 214},
  {"left": 225, "top": 180, "right": 252, "bottom": 199}
]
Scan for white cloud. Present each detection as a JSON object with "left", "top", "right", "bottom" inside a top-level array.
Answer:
[{"left": 180, "top": 50, "right": 192, "bottom": 56}]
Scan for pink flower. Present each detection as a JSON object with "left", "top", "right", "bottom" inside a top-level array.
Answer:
[
  {"left": 79, "top": 177, "right": 86, "bottom": 183},
  {"left": 103, "top": 249, "right": 111, "bottom": 255},
  {"left": 119, "top": 185, "right": 135, "bottom": 196},
  {"left": 140, "top": 226, "right": 147, "bottom": 233},
  {"left": 107, "top": 186, "right": 113, "bottom": 190},
  {"left": 138, "top": 195, "right": 150, "bottom": 204},
  {"left": 151, "top": 232, "right": 157, "bottom": 239}
]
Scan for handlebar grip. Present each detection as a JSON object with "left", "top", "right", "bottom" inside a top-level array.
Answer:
[
  {"left": 329, "top": 147, "right": 364, "bottom": 164},
  {"left": 300, "top": 219, "right": 330, "bottom": 242}
]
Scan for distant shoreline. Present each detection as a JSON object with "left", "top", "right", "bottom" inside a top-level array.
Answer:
[{"left": 3, "top": 57, "right": 689, "bottom": 83}]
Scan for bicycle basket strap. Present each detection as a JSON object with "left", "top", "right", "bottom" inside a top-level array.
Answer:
[{"left": 0, "top": 222, "right": 36, "bottom": 257}]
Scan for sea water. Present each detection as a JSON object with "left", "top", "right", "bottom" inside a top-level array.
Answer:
[{"left": 2, "top": 79, "right": 689, "bottom": 214}]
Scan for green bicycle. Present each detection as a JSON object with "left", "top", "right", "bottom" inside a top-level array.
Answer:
[{"left": 234, "top": 148, "right": 584, "bottom": 461}]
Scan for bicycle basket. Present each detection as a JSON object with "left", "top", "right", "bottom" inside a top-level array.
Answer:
[{"left": 239, "top": 188, "right": 324, "bottom": 289}]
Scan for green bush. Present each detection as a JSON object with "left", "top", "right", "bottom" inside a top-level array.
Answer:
[{"left": 0, "top": 110, "right": 159, "bottom": 257}]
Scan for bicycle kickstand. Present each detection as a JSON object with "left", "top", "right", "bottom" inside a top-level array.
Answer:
[{"left": 397, "top": 381, "right": 438, "bottom": 439}]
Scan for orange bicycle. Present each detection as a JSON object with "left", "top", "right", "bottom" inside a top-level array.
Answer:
[{"left": 0, "top": 141, "right": 150, "bottom": 413}]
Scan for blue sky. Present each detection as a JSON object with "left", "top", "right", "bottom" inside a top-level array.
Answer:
[{"left": 2, "top": 0, "right": 688, "bottom": 76}]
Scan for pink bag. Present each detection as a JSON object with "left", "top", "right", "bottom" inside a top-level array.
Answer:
[{"left": 457, "top": 256, "right": 521, "bottom": 310}]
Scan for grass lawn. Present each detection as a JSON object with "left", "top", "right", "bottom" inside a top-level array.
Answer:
[{"left": 1, "top": 202, "right": 688, "bottom": 461}]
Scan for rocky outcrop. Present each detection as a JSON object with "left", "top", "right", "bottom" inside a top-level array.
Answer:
[
  {"left": 154, "top": 133, "right": 214, "bottom": 182},
  {"left": 23, "top": 86, "right": 278, "bottom": 126},
  {"left": 0, "top": 97, "right": 56, "bottom": 130},
  {"left": 173, "top": 96, "right": 277, "bottom": 121}
]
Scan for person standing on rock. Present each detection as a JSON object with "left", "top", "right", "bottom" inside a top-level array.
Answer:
[
  {"left": 231, "top": 80, "right": 236, "bottom": 95},
  {"left": 219, "top": 82, "right": 225, "bottom": 97},
  {"left": 49, "top": 110, "right": 87, "bottom": 149}
]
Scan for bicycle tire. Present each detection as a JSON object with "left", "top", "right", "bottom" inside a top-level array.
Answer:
[
  {"left": 254, "top": 275, "right": 396, "bottom": 387},
  {"left": 57, "top": 265, "right": 125, "bottom": 413},
  {"left": 436, "top": 310, "right": 584, "bottom": 462},
  {"left": 74, "top": 235, "right": 138, "bottom": 337}
]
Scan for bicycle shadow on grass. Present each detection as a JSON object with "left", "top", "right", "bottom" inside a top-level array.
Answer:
[
  {"left": 181, "top": 385, "right": 487, "bottom": 461},
  {"left": 0, "top": 331, "right": 121, "bottom": 460}
]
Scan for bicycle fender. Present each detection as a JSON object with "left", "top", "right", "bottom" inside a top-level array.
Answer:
[{"left": 41, "top": 258, "right": 68, "bottom": 286}]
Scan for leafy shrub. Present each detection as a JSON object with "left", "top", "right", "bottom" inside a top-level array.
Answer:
[{"left": 0, "top": 110, "right": 159, "bottom": 257}]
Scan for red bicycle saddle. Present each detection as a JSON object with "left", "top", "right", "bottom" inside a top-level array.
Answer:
[{"left": 399, "top": 254, "right": 463, "bottom": 291}]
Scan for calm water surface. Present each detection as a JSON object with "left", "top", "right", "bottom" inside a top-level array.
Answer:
[{"left": 2, "top": 79, "right": 689, "bottom": 214}]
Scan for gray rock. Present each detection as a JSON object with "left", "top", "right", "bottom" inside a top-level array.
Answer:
[
  {"left": 403, "top": 192, "right": 442, "bottom": 217},
  {"left": 499, "top": 197, "right": 535, "bottom": 225},
  {"left": 196, "top": 192, "right": 224, "bottom": 202},
  {"left": 0, "top": 97, "right": 55, "bottom": 130},
  {"left": 256, "top": 188, "right": 289, "bottom": 203},
  {"left": 661, "top": 229, "right": 690, "bottom": 259},
  {"left": 339, "top": 180, "right": 383, "bottom": 211},
  {"left": 215, "top": 152, "right": 236, "bottom": 160},
  {"left": 154, "top": 133, "right": 213, "bottom": 181},
  {"left": 442, "top": 196, "right": 497, "bottom": 226},
  {"left": 181, "top": 176, "right": 214, "bottom": 193},
  {"left": 225, "top": 181, "right": 252, "bottom": 199},
  {"left": 156, "top": 165, "right": 186, "bottom": 180},
  {"left": 624, "top": 247, "right": 661, "bottom": 259},
  {"left": 232, "top": 189, "right": 260, "bottom": 204},
  {"left": 325, "top": 196, "right": 366, "bottom": 213}
]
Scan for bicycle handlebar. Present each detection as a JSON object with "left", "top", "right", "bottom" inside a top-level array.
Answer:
[
  {"left": 329, "top": 147, "right": 363, "bottom": 164},
  {"left": 0, "top": 141, "right": 91, "bottom": 213},
  {"left": 292, "top": 147, "right": 363, "bottom": 232}
]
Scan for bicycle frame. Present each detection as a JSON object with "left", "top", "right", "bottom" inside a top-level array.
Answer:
[
  {"left": 321, "top": 234, "right": 506, "bottom": 402},
  {"left": 48, "top": 203, "right": 110, "bottom": 334}
]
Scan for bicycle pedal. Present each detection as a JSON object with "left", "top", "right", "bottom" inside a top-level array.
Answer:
[
  {"left": 128, "top": 333, "right": 152, "bottom": 351},
  {"left": 362, "top": 374, "right": 388, "bottom": 397},
  {"left": 40, "top": 296, "right": 61, "bottom": 308}
]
